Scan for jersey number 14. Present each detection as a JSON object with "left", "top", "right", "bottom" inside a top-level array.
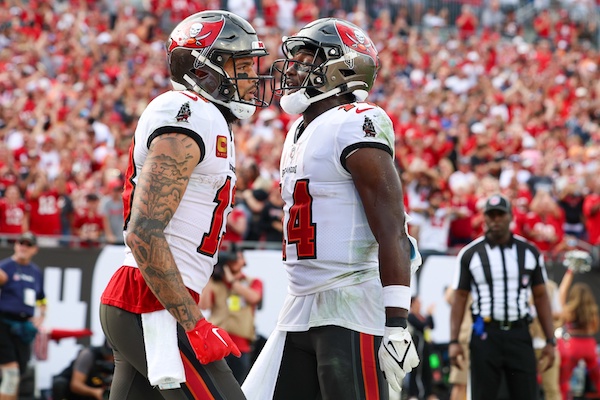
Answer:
[{"left": 286, "top": 179, "right": 316, "bottom": 259}]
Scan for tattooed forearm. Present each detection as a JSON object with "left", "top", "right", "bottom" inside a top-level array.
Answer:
[
  {"left": 130, "top": 232, "right": 199, "bottom": 329},
  {"left": 126, "top": 133, "right": 203, "bottom": 331}
]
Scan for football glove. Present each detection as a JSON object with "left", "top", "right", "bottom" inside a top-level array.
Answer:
[
  {"left": 378, "top": 326, "right": 420, "bottom": 393},
  {"left": 186, "top": 319, "right": 241, "bottom": 364}
]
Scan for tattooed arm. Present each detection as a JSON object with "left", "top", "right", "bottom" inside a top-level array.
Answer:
[{"left": 126, "top": 133, "right": 202, "bottom": 331}]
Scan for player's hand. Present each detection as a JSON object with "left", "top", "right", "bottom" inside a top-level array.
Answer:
[
  {"left": 185, "top": 319, "right": 241, "bottom": 364},
  {"left": 378, "top": 327, "right": 420, "bottom": 393}
]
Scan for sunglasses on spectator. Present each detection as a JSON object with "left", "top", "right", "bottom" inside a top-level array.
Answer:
[{"left": 17, "top": 240, "right": 35, "bottom": 247}]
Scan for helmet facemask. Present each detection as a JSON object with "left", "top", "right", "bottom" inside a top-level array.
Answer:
[{"left": 272, "top": 41, "right": 326, "bottom": 98}]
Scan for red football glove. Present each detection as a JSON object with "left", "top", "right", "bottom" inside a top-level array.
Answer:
[{"left": 185, "top": 319, "right": 241, "bottom": 364}]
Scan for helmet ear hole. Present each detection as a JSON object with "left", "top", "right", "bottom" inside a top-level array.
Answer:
[
  {"left": 219, "top": 82, "right": 235, "bottom": 97},
  {"left": 210, "top": 52, "right": 227, "bottom": 67},
  {"left": 339, "top": 69, "right": 356, "bottom": 78}
]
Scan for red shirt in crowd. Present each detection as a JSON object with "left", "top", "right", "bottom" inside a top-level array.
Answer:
[
  {"left": 456, "top": 11, "right": 478, "bottom": 40},
  {"left": 223, "top": 207, "right": 247, "bottom": 243},
  {"left": 0, "top": 199, "right": 26, "bottom": 234},
  {"left": 520, "top": 211, "right": 565, "bottom": 252},
  {"left": 449, "top": 195, "right": 477, "bottom": 244},
  {"left": 73, "top": 208, "right": 104, "bottom": 247},
  {"left": 533, "top": 11, "right": 552, "bottom": 39},
  {"left": 26, "top": 190, "right": 61, "bottom": 236},
  {"left": 294, "top": 0, "right": 319, "bottom": 25}
]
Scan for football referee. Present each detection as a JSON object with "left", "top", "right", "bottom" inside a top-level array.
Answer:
[{"left": 449, "top": 194, "right": 556, "bottom": 400}]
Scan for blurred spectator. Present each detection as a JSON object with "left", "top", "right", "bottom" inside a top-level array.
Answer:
[
  {"left": 557, "top": 265, "right": 600, "bottom": 399},
  {"left": 294, "top": 0, "right": 319, "bottom": 24},
  {"left": 223, "top": 204, "right": 249, "bottom": 244},
  {"left": 0, "top": 184, "right": 26, "bottom": 237},
  {"left": 526, "top": 160, "right": 554, "bottom": 197},
  {"left": 241, "top": 186, "right": 269, "bottom": 245},
  {"left": 54, "top": 175, "right": 75, "bottom": 245},
  {"left": 276, "top": 0, "right": 297, "bottom": 32},
  {"left": 408, "top": 296, "right": 438, "bottom": 400},
  {"left": 25, "top": 171, "right": 61, "bottom": 242},
  {"left": 412, "top": 189, "right": 455, "bottom": 261},
  {"left": 583, "top": 179, "right": 600, "bottom": 245},
  {"left": 481, "top": 0, "right": 505, "bottom": 33},
  {"left": 499, "top": 155, "right": 531, "bottom": 190},
  {"left": 555, "top": 10, "right": 577, "bottom": 50},
  {"left": 0, "top": 232, "right": 46, "bottom": 400},
  {"left": 455, "top": 5, "right": 478, "bottom": 41},
  {"left": 228, "top": 0, "right": 256, "bottom": 21},
  {"left": 52, "top": 341, "right": 114, "bottom": 400},
  {"left": 522, "top": 190, "right": 565, "bottom": 253},
  {"left": 101, "top": 180, "right": 124, "bottom": 245},
  {"left": 556, "top": 177, "right": 586, "bottom": 240},
  {"left": 529, "top": 280, "right": 562, "bottom": 400},
  {"left": 448, "top": 156, "right": 477, "bottom": 192},
  {"left": 448, "top": 182, "right": 477, "bottom": 247},
  {"left": 0, "top": 144, "right": 19, "bottom": 197},
  {"left": 533, "top": 9, "right": 553, "bottom": 39},
  {"left": 200, "top": 245, "right": 263, "bottom": 384},
  {"left": 445, "top": 288, "right": 472, "bottom": 400},
  {"left": 500, "top": 10, "right": 523, "bottom": 39},
  {"left": 73, "top": 193, "right": 104, "bottom": 248},
  {"left": 259, "top": 182, "right": 284, "bottom": 243},
  {"left": 404, "top": 158, "right": 438, "bottom": 237},
  {"left": 422, "top": 7, "right": 446, "bottom": 29},
  {"left": 38, "top": 136, "right": 60, "bottom": 182}
]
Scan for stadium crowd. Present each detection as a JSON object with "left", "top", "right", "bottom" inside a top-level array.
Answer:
[{"left": 0, "top": 0, "right": 599, "bottom": 254}]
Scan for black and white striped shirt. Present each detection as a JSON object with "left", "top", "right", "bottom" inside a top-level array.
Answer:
[{"left": 452, "top": 235, "right": 547, "bottom": 322}]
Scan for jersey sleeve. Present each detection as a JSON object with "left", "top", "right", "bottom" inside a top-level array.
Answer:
[
  {"left": 72, "top": 348, "right": 96, "bottom": 374},
  {"left": 531, "top": 250, "right": 547, "bottom": 286},
  {"left": 335, "top": 103, "right": 395, "bottom": 172},
  {"left": 137, "top": 91, "right": 212, "bottom": 161},
  {"left": 36, "top": 266, "right": 46, "bottom": 301},
  {"left": 453, "top": 248, "right": 473, "bottom": 291}
]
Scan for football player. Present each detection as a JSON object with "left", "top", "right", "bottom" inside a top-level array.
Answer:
[
  {"left": 242, "top": 18, "right": 421, "bottom": 400},
  {"left": 99, "top": 10, "right": 271, "bottom": 400}
]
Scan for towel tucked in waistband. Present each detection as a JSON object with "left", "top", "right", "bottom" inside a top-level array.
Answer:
[{"left": 141, "top": 309, "right": 186, "bottom": 390}]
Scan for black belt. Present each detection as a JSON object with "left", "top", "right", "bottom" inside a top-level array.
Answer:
[
  {"left": 485, "top": 318, "right": 529, "bottom": 331},
  {"left": 0, "top": 311, "right": 31, "bottom": 322}
]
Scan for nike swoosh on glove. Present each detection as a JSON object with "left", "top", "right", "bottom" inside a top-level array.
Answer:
[
  {"left": 186, "top": 319, "right": 241, "bottom": 364},
  {"left": 378, "top": 326, "right": 420, "bottom": 393}
]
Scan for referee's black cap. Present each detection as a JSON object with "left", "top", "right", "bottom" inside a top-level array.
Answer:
[{"left": 484, "top": 194, "right": 512, "bottom": 214}]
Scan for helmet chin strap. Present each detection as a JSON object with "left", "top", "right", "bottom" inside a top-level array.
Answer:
[
  {"left": 181, "top": 74, "right": 256, "bottom": 120},
  {"left": 279, "top": 81, "right": 368, "bottom": 115}
]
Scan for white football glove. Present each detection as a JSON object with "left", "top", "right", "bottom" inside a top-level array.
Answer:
[{"left": 378, "top": 326, "right": 420, "bottom": 393}]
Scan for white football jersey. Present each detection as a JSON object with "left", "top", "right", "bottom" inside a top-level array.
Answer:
[
  {"left": 280, "top": 102, "right": 395, "bottom": 296},
  {"left": 121, "top": 90, "right": 236, "bottom": 295}
]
